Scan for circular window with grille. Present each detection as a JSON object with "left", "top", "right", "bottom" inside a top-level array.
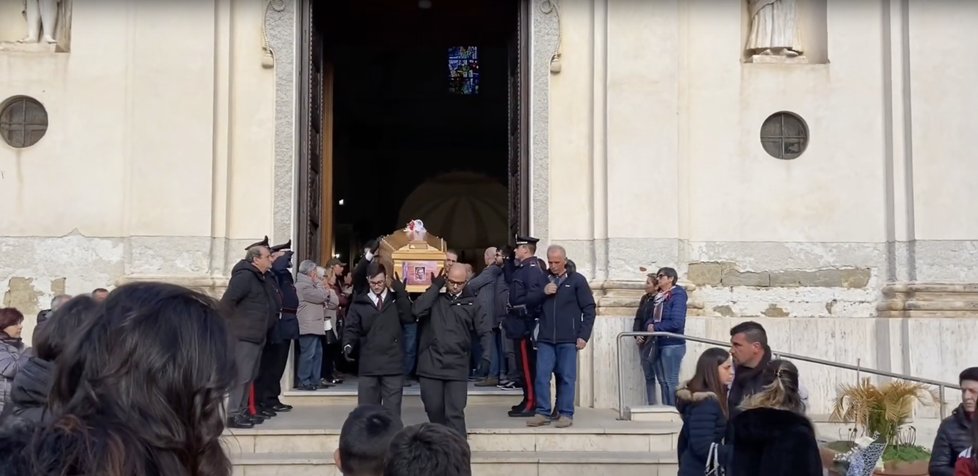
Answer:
[
  {"left": 760, "top": 111, "right": 808, "bottom": 160},
  {"left": 0, "top": 96, "right": 48, "bottom": 148}
]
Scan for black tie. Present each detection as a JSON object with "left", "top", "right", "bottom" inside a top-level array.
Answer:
[{"left": 375, "top": 293, "right": 383, "bottom": 311}]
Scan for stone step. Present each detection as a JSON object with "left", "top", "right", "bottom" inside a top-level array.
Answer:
[
  {"left": 279, "top": 381, "right": 522, "bottom": 407},
  {"left": 223, "top": 404, "right": 681, "bottom": 455},
  {"left": 232, "top": 450, "right": 679, "bottom": 476}
]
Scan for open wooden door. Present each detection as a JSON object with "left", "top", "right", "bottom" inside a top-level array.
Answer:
[
  {"left": 507, "top": 0, "right": 531, "bottom": 239},
  {"left": 297, "top": 0, "right": 332, "bottom": 264}
]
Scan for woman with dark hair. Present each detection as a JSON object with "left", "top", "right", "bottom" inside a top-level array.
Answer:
[
  {"left": 0, "top": 282, "right": 236, "bottom": 476},
  {"left": 676, "top": 347, "right": 734, "bottom": 476},
  {"left": 645, "top": 266, "right": 687, "bottom": 406},
  {"left": 633, "top": 272, "right": 659, "bottom": 405},
  {"left": 722, "top": 359, "right": 822, "bottom": 476},
  {"left": 0, "top": 308, "right": 27, "bottom": 416},
  {"left": 2, "top": 296, "right": 98, "bottom": 423}
]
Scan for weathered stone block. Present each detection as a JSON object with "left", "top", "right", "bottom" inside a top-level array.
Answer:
[
  {"left": 687, "top": 262, "right": 724, "bottom": 286},
  {"left": 721, "top": 270, "right": 770, "bottom": 287},
  {"left": 813, "top": 268, "right": 870, "bottom": 288},
  {"left": 769, "top": 270, "right": 812, "bottom": 287}
]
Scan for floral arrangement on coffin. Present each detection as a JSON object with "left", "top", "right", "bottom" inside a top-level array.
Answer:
[
  {"left": 403, "top": 219, "right": 427, "bottom": 241},
  {"left": 827, "top": 434, "right": 887, "bottom": 476},
  {"left": 826, "top": 379, "right": 937, "bottom": 476}
]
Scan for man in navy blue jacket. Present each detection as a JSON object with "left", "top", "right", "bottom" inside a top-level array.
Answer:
[{"left": 526, "top": 245, "right": 595, "bottom": 428}]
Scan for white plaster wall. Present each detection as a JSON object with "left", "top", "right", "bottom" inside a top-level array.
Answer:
[
  {"left": 0, "top": 1, "right": 276, "bottom": 310},
  {"left": 907, "top": 1, "right": 978, "bottom": 241},
  {"left": 0, "top": 1, "right": 273, "bottom": 240},
  {"left": 547, "top": 1, "right": 593, "bottom": 242},
  {"left": 547, "top": 0, "right": 978, "bottom": 287}
]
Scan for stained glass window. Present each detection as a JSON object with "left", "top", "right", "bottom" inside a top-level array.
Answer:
[{"left": 448, "top": 46, "right": 479, "bottom": 95}]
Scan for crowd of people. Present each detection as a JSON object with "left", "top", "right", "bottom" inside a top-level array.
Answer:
[{"left": 0, "top": 233, "right": 976, "bottom": 475}]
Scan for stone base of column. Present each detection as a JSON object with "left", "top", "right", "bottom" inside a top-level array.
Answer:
[{"left": 877, "top": 283, "right": 978, "bottom": 318}]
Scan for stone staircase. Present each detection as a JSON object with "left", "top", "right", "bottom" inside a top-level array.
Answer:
[{"left": 225, "top": 393, "right": 681, "bottom": 476}]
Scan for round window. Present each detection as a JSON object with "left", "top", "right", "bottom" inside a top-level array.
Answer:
[
  {"left": 0, "top": 96, "right": 48, "bottom": 148},
  {"left": 760, "top": 112, "right": 808, "bottom": 160}
]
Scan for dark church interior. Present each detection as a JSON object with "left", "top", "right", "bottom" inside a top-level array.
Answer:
[{"left": 320, "top": 0, "right": 519, "bottom": 265}]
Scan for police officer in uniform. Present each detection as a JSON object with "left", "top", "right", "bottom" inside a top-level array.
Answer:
[{"left": 504, "top": 235, "right": 549, "bottom": 417}]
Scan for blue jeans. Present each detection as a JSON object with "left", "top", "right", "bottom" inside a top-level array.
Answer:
[
  {"left": 640, "top": 342, "right": 658, "bottom": 405},
  {"left": 535, "top": 342, "right": 577, "bottom": 418},
  {"left": 403, "top": 322, "right": 418, "bottom": 377},
  {"left": 654, "top": 344, "right": 686, "bottom": 406},
  {"left": 298, "top": 334, "right": 323, "bottom": 387},
  {"left": 487, "top": 329, "right": 504, "bottom": 378}
]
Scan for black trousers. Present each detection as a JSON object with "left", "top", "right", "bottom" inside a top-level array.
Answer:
[
  {"left": 320, "top": 335, "right": 341, "bottom": 380},
  {"left": 419, "top": 377, "right": 469, "bottom": 437},
  {"left": 254, "top": 339, "right": 291, "bottom": 407},
  {"left": 228, "top": 340, "right": 263, "bottom": 417},
  {"left": 358, "top": 375, "right": 404, "bottom": 418},
  {"left": 515, "top": 337, "right": 536, "bottom": 412}
]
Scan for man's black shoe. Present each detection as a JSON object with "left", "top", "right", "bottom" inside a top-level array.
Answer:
[
  {"left": 507, "top": 408, "right": 535, "bottom": 418},
  {"left": 227, "top": 416, "right": 254, "bottom": 429},
  {"left": 270, "top": 403, "right": 292, "bottom": 412},
  {"left": 258, "top": 408, "right": 276, "bottom": 418},
  {"left": 510, "top": 400, "right": 527, "bottom": 411},
  {"left": 247, "top": 414, "right": 265, "bottom": 425}
]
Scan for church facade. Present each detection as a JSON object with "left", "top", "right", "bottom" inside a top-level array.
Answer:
[{"left": 1, "top": 0, "right": 976, "bottom": 412}]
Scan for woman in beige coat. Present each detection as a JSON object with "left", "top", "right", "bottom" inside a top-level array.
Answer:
[{"left": 295, "top": 260, "right": 333, "bottom": 390}]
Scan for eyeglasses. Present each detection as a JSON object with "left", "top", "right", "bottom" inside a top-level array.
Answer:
[
  {"left": 447, "top": 279, "right": 466, "bottom": 286},
  {"left": 368, "top": 279, "right": 386, "bottom": 286}
]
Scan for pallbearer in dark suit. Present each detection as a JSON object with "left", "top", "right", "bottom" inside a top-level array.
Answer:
[
  {"left": 411, "top": 264, "right": 492, "bottom": 437},
  {"left": 342, "top": 261, "right": 414, "bottom": 418}
]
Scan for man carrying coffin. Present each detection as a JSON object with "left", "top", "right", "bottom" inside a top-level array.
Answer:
[{"left": 411, "top": 264, "right": 492, "bottom": 437}]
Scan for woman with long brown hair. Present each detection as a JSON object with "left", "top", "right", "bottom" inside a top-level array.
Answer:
[
  {"left": 676, "top": 347, "right": 734, "bottom": 476},
  {"left": 723, "top": 359, "right": 822, "bottom": 475},
  {"left": 0, "top": 282, "right": 235, "bottom": 476}
]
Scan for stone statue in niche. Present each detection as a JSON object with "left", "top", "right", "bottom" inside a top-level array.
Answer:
[
  {"left": 18, "top": 0, "right": 60, "bottom": 44},
  {"left": 746, "top": 0, "right": 806, "bottom": 62}
]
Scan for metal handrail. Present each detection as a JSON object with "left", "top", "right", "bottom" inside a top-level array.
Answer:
[{"left": 615, "top": 331, "right": 960, "bottom": 420}]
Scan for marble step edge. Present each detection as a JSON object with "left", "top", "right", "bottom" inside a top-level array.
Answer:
[
  {"left": 222, "top": 421, "right": 680, "bottom": 437},
  {"left": 231, "top": 450, "right": 678, "bottom": 465}
]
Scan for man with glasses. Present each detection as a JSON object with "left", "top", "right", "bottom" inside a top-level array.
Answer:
[
  {"left": 343, "top": 261, "right": 414, "bottom": 418},
  {"left": 411, "top": 263, "right": 492, "bottom": 437}
]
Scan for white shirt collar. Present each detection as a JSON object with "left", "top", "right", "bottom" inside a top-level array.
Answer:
[{"left": 369, "top": 289, "right": 388, "bottom": 305}]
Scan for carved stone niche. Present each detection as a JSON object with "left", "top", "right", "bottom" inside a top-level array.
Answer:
[{"left": 0, "top": 0, "right": 72, "bottom": 53}]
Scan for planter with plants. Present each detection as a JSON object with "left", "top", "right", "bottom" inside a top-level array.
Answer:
[{"left": 822, "top": 379, "right": 938, "bottom": 476}]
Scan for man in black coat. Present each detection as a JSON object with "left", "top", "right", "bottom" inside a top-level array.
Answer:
[
  {"left": 929, "top": 367, "right": 978, "bottom": 476},
  {"left": 412, "top": 264, "right": 492, "bottom": 437},
  {"left": 220, "top": 237, "right": 281, "bottom": 429},
  {"left": 727, "top": 321, "right": 771, "bottom": 418},
  {"left": 254, "top": 240, "right": 298, "bottom": 417},
  {"left": 342, "top": 261, "right": 414, "bottom": 418}
]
